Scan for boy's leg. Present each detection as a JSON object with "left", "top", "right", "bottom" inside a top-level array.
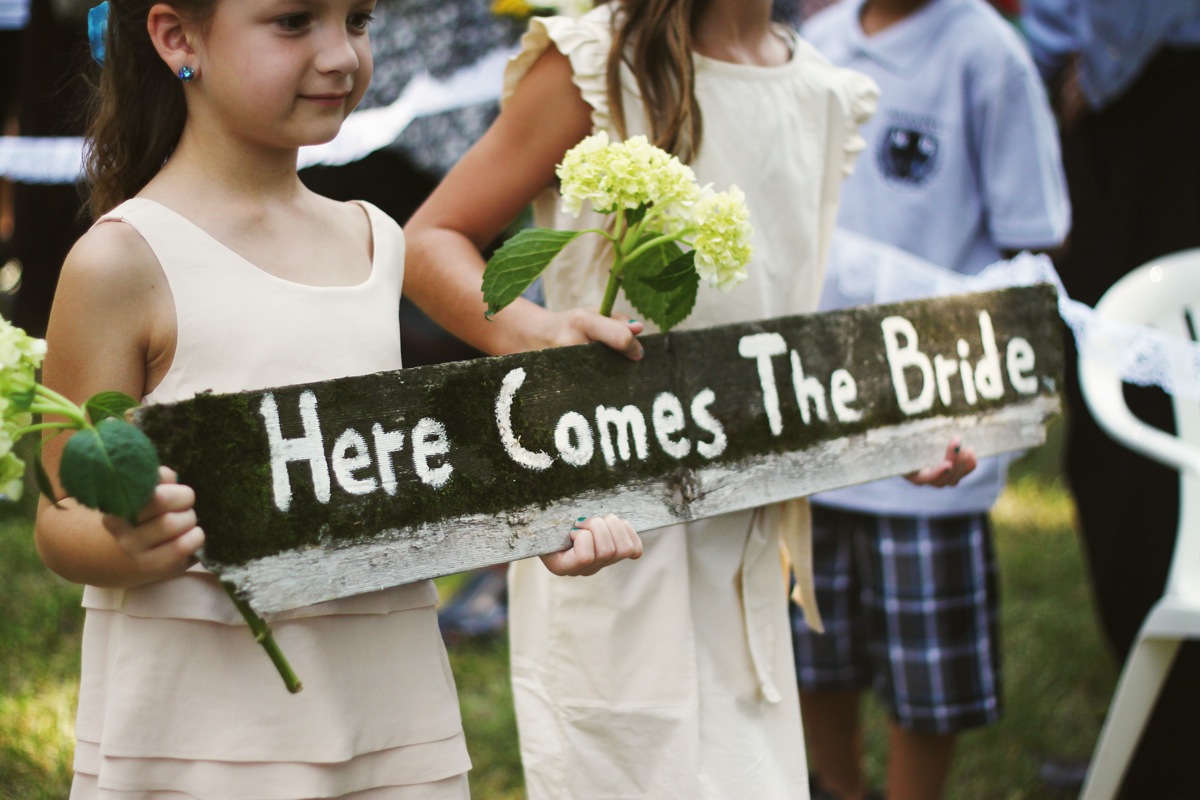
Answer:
[
  {"left": 799, "top": 688, "right": 869, "bottom": 799},
  {"left": 792, "top": 506, "right": 874, "bottom": 799},
  {"left": 867, "top": 513, "right": 1002, "bottom": 800},
  {"left": 886, "top": 724, "right": 956, "bottom": 800}
]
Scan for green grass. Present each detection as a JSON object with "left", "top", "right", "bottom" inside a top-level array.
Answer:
[
  {"left": 0, "top": 500, "right": 81, "bottom": 800},
  {"left": 0, "top": 421, "right": 1118, "bottom": 798}
]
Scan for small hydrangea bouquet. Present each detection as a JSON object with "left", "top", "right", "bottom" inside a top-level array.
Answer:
[
  {"left": 0, "top": 320, "right": 160, "bottom": 515},
  {"left": 482, "top": 132, "right": 753, "bottom": 331},
  {"left": 0, "top": 317, "right": 302, "bottom": 693},
  {"left": 492, "top": 0, "right": 594, "bottom": 20}
]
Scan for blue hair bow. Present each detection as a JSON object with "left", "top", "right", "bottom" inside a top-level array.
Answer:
[{"left": 88, "top": 2, "right": 110, "bottom": 66}]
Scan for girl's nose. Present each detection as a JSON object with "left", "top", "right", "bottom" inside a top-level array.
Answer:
[{"left": 315, "top": 29, "right": 361, "bottom": 75}]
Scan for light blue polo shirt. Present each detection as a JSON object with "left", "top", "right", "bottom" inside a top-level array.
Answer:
[
  {"left": 804, "top": 0, "right": 1070, "bottom": 517},
  {"left": 0, "top": 0, "right": 30, "bottom": 30}
]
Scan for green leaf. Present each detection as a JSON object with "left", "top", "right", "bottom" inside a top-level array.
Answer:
[
  {"left": 639, "top": 249, "right": 698, "bottom": 292},
  {"left": 624, "top": 205, "right": 647, "bottom": 227},
  {"left": 60, "top": 419, "right": 161, "bottom": 523},
  {"left": 482, "top": 228, "right": 584, "bottom": 318},
  {"left": 85, "top": 391, "right": 139, "bottom": 424},
  {"left": 621, "top": 241, "right": 699, "bottom": 332},
  {"left": 33, "top": 453, "right": 59, "bottom": 506}
]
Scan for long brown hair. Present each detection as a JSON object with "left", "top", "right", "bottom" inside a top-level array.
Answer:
[
  {"left": 83, "top": 0, "right": 217, "bottom": 218},
  {"left": 604, "top": 0, "right": 710, "bottom": 164}
]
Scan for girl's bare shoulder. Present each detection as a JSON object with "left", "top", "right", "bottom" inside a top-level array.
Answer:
[
  {"left": 53, "top": 216, "right": 175, "bottom": 345},
  {"left": 61, "top": 217, "right": 164, "bottom": 292}
]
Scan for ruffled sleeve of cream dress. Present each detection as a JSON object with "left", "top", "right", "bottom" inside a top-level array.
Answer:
[
  {"left": 69, "top": 198, "right": 470, "bottom": 800},
  {"left": 501, "top": 9, "right": 878, "bottom": 800}
]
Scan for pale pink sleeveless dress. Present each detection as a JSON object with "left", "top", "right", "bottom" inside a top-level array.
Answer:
[{"left": 69, "top": 198, "right": 471, "bottom": 799}]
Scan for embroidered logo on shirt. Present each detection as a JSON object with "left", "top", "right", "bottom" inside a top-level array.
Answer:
[{"left": 877, "top": 125, "right": 940, "bottom": 187}]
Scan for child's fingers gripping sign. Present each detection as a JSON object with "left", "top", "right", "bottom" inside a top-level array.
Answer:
[
  {"left": 549, "top": 309, "right": 645, "bottom": 361},
  {"left": 101, "top": 466, "right": 205, "bottom": 579},
  {"left": 594, "top": 314, "right": 645, "bottom": 361},
  {"left": 905, "top": 437, "right": 978, "bottom": 488},
  {"left": 540, "top": 514, "right": 644, "bottom": 577}
]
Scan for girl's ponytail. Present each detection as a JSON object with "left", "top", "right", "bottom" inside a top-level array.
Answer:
[
  {"left": 83, "top": 0, "right": 213, "bottom": 219},
  {"left": 605, "top": 0, "right": 706, "bottom": 164}
]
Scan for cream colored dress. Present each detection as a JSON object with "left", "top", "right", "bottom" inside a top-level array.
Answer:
[
  {"left": 69, "top": 198, "right": 471, "bottom": 800},
  {"left": 503, "top": 9, "right": 878, "bottom": 800}
]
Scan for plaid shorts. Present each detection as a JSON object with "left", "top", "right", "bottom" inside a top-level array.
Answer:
[{"left": 791, "top": 505, "right": 1002, "bottom": 734}]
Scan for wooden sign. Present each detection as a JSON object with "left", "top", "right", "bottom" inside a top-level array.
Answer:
[{"left": 134, "top": 286, "right": 1063, "bottom": 613}]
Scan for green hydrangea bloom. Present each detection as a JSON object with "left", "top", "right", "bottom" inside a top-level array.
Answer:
[
  {"left": 0, "top": 318, "right": 46, "bottom": 400},
  {"left": 557, "top": 132, "right": 700, "bottom": 218},
  {"left": 690, "top": 185, "right": 753, "bottom": 292}
]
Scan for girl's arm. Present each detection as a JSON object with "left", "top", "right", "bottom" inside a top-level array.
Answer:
[
  {"left": 34, "top": 222, "right": 204, "bottom": 588},
  {"left": 406, "top": 47, "right": 645, "bottom": 575},
  {"left": 404, "top": 47, "right": 643, "bottom": 359}
]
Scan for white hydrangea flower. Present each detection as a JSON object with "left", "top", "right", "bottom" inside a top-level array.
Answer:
[
  {"left": 0, "top": 318, "right": 45, "bottom": 399},
  {"left": 557, "top": 132, "right": 700, "bottom": 219},
  {"left": 689, "top": 185, "right": 753, "bottom": 292}
]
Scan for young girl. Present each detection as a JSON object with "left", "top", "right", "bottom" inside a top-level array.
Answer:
[
  {"left": 34, "top": 1, "right": 642, "bottom": 797},
  {"left": 404, "top": 1, "right": 975, "bottom": 797}
]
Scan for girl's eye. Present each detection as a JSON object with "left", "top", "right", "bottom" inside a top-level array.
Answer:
[
  {"left": 275, "top": 13, "right": 311, "bottom": 32},
  {"left": 348, "top": 12, "right": 374, "bottom": 32}
]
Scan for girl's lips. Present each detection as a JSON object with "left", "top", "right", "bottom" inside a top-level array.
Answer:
[{"left": 300, "top": 94, "right": 349, "bottom": 106}]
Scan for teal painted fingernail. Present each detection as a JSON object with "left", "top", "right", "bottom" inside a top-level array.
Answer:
[
  {"left": 629, "top": 319, "right": 639, "bottom": 325},
  {"left": 577, "top": 516, "right": 587, "bottom": 522}
]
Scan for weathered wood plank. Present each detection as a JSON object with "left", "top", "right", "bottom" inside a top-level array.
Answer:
[{"left": 134, "top": 285, "right": 1063, "bottom": 613}]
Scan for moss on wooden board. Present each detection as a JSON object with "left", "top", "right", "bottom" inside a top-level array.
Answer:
[{"left": 134, "top": 286, "right": 1063, "bottom": 567}]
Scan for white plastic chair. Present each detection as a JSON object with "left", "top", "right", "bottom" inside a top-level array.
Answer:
[{"left": 1077, "top": 248, "right": 1200, "bottom": 800}]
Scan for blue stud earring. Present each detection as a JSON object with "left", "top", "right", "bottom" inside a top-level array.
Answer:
[{"left": 178, "top": 65, "right": 195, "bottom": 82}]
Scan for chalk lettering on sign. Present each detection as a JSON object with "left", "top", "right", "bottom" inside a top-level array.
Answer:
[
  {"left": 976, "top": 311, "right": 1004, "bottom": 400},
  {"left": 413, "top": 418, "right": 454, "bottom": 488},
  {"left": 595, "top": 404, "right": 650, "bottom": 467},
  {"left": 372, "top": 423, "right": 406, "bottom": 495},
  {"left": 789, "top": 351, "right": 829, "bottom": 425},
  {"left": 829, "top": 369, "right": 863, "bottom": 422},
  {"left": 652, "top": 392, "right": 692, "bottom": 459},
  {"left": 883, "top": 311, "right": 1041, "bottom": 415},
  {"left": 1007, "top": 337, "right": 1038, "bottom": 394},
  {"left": 331, "top": 428, "right": 376, "bottom": 495},
  {"left": 739, "top": 332, "right": 789, "bottom": 436},
  {"left": 742, "top": 333, "right": 872, "bottom": 433},
  {"left": 261, "top": 391, "right": 331, "bottom": 513},
  {"left": 555, "top": 411, "right": 595, "bottom": 467},
  {"left": 496, "top": 367, "right": 554, "bottom": 471},
  {"left": 691, "top": 389, "right": 727, "bottom": 459},
  {"left": 882, "top": 317, "right": 937, "bottom": 415}
]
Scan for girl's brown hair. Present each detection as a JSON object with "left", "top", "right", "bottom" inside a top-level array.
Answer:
[
  {"left": 83, "top": 0, "right": 217, "bottom": 218},
  {"left": 604, "top": 0, "right": 709, "bottom": 164}
]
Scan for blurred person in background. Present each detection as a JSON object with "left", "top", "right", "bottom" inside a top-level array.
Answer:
[
  {"left": 793, "top": 1, "right": 1068, "bottom": 798},
  {"left": 1022, "top": 1, "right": 1200, "bottom": 796}
]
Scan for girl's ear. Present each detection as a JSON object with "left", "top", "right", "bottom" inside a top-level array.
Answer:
[{"left": 146, "top": 4, "right": 198, "bottom": 77}]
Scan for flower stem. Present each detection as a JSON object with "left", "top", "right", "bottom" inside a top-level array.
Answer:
[
  {"left": 625, "top": 231, "right": 687, "bottom": 264},
  {"left": 30, "top": 386, "right": 90, "bottom": 428},
  {"left": 599, "top": 265, "right": 623, "bottom": 318},
  {"left": 14, "top": 421, "right": 75, "bottom": 437},
  {"left": 220, "top": 580, "right": 303, "bottom": 693}
]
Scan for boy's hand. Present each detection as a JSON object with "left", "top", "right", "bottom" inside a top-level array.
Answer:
[
  {"left": 905, "top": 437, "right": 977, "bottom": 487},
  {"left": 101, "top": 466, "right": 204, "bottom": 581},
  {"left": 540, "top": 513, "right": 643, "bottom": 576}
]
